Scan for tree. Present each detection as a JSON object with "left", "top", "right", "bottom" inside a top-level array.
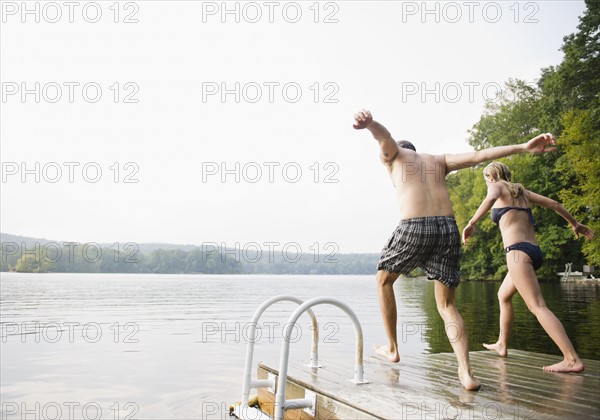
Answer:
[{"left": 557, "top": 110, "right": 600, "bottom": 264}]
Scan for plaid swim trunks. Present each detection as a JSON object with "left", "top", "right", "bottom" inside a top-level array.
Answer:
[{"left": 377, "top": 216, "right": 461, "bottom": 288}]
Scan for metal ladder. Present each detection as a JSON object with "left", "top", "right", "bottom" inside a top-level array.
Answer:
[
  {"left": 234, "top": 295, "right": 369, "bottom": 420},
  {"left": 236, "top": 295, "right": 320, "bottom": 420},
  {"left": 562, "top": 263, "right": 572, "bottom": 282}
]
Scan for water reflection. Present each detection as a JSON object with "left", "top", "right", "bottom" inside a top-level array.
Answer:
[{"left": 420, "top": 279, "right": 600, "bottom": 360}]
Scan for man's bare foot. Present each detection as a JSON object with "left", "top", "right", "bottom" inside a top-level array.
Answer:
[
  {"left": 483, "top": 342, "right": 507, "bottom": 357},
  {"left": 543, "top": 359, "right": 585, "bottom": 373},
  {"left": 458, "top": 367, "right": 481, "bottom": 391},
  {"left": 373, "top": 344, "right": 400, "bottom": 363}
]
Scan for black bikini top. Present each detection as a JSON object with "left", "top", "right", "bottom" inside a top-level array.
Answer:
[{"left": 491, "top": 207, "right": 536, "bottom": 226}]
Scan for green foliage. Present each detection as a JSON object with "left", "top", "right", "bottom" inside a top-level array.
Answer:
[
  {"left": 556, "top": 0, "right": 600, "bottom": 111},
  {"left": 15, "top": 253, "right": 55, "bottom": 273},
  {"left": 557, "top": 110, "right": 600, "bottom": 264},
  {"left": 467, "top": 79, "right": 542, "bottom": 150}
]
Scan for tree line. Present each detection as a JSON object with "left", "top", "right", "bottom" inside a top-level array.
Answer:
[{"left": 0, "top": 242, "right": 382, "bottom": 275}]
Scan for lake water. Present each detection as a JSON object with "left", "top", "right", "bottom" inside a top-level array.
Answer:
[{"left": 1, "top": 273, "right": 598, "bottom": 419}]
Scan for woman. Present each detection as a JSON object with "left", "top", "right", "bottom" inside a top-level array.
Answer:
[{"left": 462, "top": 162, "right": 594, "bottom": 372}]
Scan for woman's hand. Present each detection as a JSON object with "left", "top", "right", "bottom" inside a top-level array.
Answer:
[
  {"left": 462, "top": 223, "right": 475, "bottom": 245},
  {"left": 573, "top": 222, "right": 595, "bottom": 240}
]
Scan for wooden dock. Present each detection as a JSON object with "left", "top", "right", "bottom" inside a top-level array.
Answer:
[{"left": 243, "top": 350, "right": 600, "bottom": 419}]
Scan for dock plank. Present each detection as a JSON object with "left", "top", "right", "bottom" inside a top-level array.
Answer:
[
  {"left": 255, "top": 350, "right": 600, "bottom": 419},
  {"left": 389, "top": 353, "right": 596, "bottom": 418}
]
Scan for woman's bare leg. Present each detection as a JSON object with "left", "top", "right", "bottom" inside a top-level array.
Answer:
[
  {"left": 484, "top": 273, "right": 517, "bottom": 357},
  {"left": 506, "top": 251, "right": 584, "bottom": 372}
]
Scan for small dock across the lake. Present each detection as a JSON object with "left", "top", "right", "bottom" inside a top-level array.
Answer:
[{"left": 234, "top": 349, "right": 600, "bottom": 419}]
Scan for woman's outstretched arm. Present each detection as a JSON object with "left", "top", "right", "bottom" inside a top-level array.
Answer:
[
  {"left": 528, "top": 191, "right": 595, "bottom": 240},
  {"left": 462, "top": 183, "right": 502, "bottom": 244}
]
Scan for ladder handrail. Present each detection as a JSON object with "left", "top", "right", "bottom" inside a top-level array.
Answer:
[
  {"left": 274, "top": 297, "right": 366, "bottom": 420},
  {"left": 241, "top": 295, "right": 319, "bottom": 407},
  {"left": 563, "top": 262, "right": 572, "bottom": 282}
]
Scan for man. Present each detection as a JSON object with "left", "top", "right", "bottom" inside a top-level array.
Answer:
[{"left": 353, "top": 109, "right": 556, "bottom": 390}]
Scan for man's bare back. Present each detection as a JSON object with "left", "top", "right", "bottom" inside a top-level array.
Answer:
[{"left": 388, "top": 151, "right": 455, "bottom": 219}]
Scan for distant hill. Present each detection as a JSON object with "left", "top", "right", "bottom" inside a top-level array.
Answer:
[
  {"left": 1, "top": 233, "right": 56, "bottom": 246},
  {"left": 0, "top": 233, "right": 201, "bottom": 254}
]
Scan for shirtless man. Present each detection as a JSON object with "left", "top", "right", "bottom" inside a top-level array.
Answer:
[{"left": 353, "top": 109, "right": 557, "bottom": 390}]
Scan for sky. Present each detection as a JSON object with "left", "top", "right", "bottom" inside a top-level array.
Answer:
[{"left": 0, "top": 0, "right": 589, "bottom": 255}]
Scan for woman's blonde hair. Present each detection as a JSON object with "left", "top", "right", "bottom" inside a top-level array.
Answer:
[{"left": 484, "top": 162, "right": 527, "bottom": 203}]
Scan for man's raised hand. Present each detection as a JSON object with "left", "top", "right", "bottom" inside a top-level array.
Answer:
[
  {"left": 353, "top": 109, "right": 373, "bottom": 130},
  {"left": 526, "top": 133, "right": 557, "bottom": 155}
]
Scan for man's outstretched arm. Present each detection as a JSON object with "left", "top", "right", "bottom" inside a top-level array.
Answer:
[
  {"left": 445, "top": 133, "right": 557, "bottom": 172},
  {"left": 354, "top": 109, "right": 400, "bottom": 165}
]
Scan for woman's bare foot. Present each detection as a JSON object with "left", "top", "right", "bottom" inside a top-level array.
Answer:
[
  {"left": 483, "top": 341, "right": 508, "bottom": 357},
  {"left": 373, "top": 344, "right": 400, "bottom": 363},
  {"left": 458, "top": 367, "right": 481, "bottom": 391},
  {"left": 543, "top": 359, "right": 585, "bottom": 373}
]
